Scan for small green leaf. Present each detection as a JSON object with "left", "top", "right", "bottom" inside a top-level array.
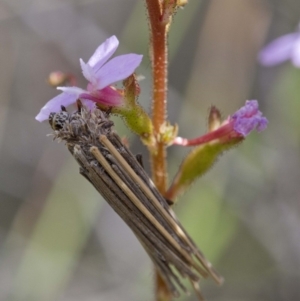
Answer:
[{"left": 168, "top": 138, "right": 241, "bottom": 201}]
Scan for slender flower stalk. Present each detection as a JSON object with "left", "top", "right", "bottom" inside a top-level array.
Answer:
[
  {"left": 173, "top": 100, "right": 268, "bottom": 147},
  {"left": 145, "top": 0, "right": 168, "bottom": 192},
  {"left": 145, "top": 1, "right": 172, "bottom": 300}
]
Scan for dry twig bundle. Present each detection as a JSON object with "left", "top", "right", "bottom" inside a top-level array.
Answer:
[{"left": 49, "top": 106, "right": 223, "bottom": 299}]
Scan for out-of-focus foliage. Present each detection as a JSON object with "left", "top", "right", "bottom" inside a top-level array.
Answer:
[{"left": 0, "top": 0, "right": 300, "bottom": 301}]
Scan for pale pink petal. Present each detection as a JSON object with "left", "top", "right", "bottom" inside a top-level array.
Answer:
[
  {"left": 291, "top": 36, "right": 300, "bottom": 67},
  {"left": 94, "top": 54, "right": 143, "bottom": 90},
  {"left": 259, "top": 33, "right": 298, "bottom": 66},
  {"left": 80, "top": 86, "right": 124, "bottom": 106},
  {"left": 35, "top": 91, "right": 78, "bottom": 122},
  {"left": 79, "top": 58, "right": 98, "bottom": 85},
  {"left": 88, "top": 36, "right": 119, "bottom": 72},
  {"left": 57, "top": 86, "right": 86, "bottom": 94}
]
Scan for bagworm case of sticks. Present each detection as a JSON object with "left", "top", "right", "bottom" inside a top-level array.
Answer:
[{"left": 49, "top": 106, "right": 223, "bottom": 299}]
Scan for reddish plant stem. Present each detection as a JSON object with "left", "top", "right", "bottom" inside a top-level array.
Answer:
[
  {"left": 146, "top": 0, "right": 168, "bottom": 193},
  {"left": 145, "top": 1, "right": 171, "bottom": 301}
]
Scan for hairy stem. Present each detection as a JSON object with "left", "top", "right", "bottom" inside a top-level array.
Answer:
[
  {"left": 146, "top": 0, "right": 168, "bottom": 192},
  {"left": 144, "top": 1, "right": 168, "bottom": 196},
  {"left": 145, "top": 0, "right": 171, "bottom": 300}
]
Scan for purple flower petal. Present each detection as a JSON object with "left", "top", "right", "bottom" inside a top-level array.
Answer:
[
  {"left": 256, "top": 117, "right": 268, "bottom": 132},
  {"left": 57, "top": 86, "right": 86, "bottom": 95},
  {"left": 291, "top": 37, "right": 300, "bottom": 67},
  {"left": 231, "top": 100, "right": 268, "bottom": 136},
  {"left": 35, "top": 91, "right": 79, "bottom": 122},
  {"left": 80, "top": 58, "right": 98, "bottom": 85},
  {"left": 259, "top": 33, "right": 298, "bottom": 66},
  {"left": 87, "top": 35, "right": 119, "bottom": 72},
  {"left": 94, "top": 54, "right": 143, "bottom": 90}
]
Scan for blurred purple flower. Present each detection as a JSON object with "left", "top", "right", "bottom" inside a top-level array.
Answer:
[
  {"left": 36, "top": 36, "right": 143, "bottom": 122},
  {"left": 259, "top": 26, "right": 300, "bottom": 67},
  {"left": 173, "top": 100, "right": 268, "bottom": 146}
]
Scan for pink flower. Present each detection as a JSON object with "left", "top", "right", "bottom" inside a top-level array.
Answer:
[
  {"left": 36, "top": 36, "right": 143, "bottom": 122},
  {"left": 173, "top": 100, "right": 268, "bottom": 146},
  {"left": 259, "top": 25, "right": 300, "bottom": 67}
]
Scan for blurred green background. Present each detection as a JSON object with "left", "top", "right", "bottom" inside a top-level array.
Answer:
[{"left": 0, "top": 0, "right": 299, "bottom": 300}]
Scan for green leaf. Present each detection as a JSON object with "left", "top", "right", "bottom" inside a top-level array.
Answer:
[{"left": 168, "top": 139, "right": 241, "bottom": 200}]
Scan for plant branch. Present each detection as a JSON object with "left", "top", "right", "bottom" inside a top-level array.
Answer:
[
  {"left": 145, "top": 0, "right": 168, "bottom": 193},
  {"left": 145, "top": 0, "right": 171, "bottom": 300}
]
